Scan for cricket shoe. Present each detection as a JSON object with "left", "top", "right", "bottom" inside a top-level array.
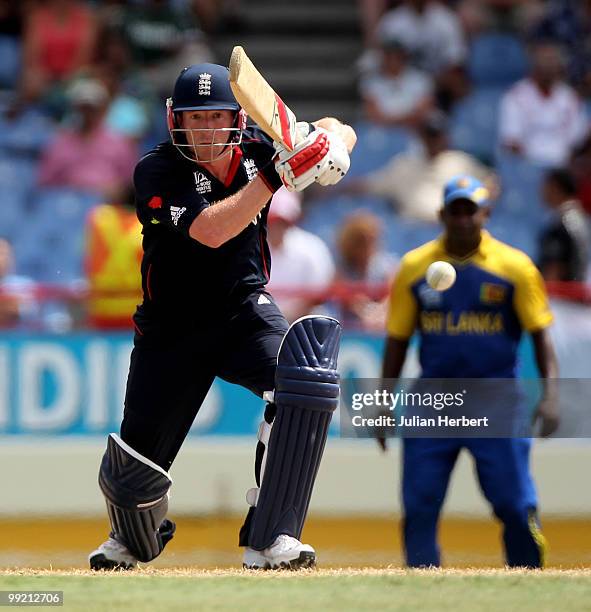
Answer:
[
  {"left": 89, "top": 537, "right": 138, "bottom": 571},
  {"left": 243, "top": 535, "right": 316, "bottom": 570}
]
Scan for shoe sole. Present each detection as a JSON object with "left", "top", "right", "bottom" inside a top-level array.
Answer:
[
  {"left": 89, "top": 553, "right": 136, "bottom": 571},
  {"left": 244, "top": 551, "right": 316, "bottom": 571}
]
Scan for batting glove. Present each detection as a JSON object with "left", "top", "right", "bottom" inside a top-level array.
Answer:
[
  {"left": 315, "top": 131, "right": 350, "bottom": 186},
  {"left": 274, "top": 123, "right": 331, "bottom": 192}
]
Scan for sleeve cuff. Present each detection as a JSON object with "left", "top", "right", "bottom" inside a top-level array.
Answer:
[{"left": 259, "top": 162, "right": 284, "bottom": 193}]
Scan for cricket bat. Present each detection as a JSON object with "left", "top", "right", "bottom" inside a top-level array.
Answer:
[
  {"left": 229, "top": 45, "right": 299, "bottom": 151},
  {"left": 229, "top": 45, "right": 357, "bottom": 155}
]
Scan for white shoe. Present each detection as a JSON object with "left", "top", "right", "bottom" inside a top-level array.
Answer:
[
  {"left": 242, "top": 547, "right": 269, "bottom": 570},
  {"left": 89, "top": 537, "right": 138, "bottom": 571},
  {"left": 243, "top": 535, "right": 316, "bottom": 570}
]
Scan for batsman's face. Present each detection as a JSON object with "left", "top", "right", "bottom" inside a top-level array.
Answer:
[
  {"left": 441, "top": 199, "right": 489, "bottom": 242},
  {"left": 181, "top": 110, "right": 234, "bottom": 139},
  {"left": 179, "top": 109, "right": 236, "bottom": 160}
]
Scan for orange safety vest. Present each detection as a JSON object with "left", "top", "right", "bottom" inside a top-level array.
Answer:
[{"left": 85, "top": 204, "right": 143, "bottom": 329}]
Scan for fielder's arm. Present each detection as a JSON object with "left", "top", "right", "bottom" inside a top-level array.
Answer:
[
  {"left": 375, "top": 337, "right": 410, "bottom": 451},
  {"left": 531, "top": 329, "right": 560, "bottom": 437},
  {"left": 381, "top": 337, "right": 409, "bottom": 380}
]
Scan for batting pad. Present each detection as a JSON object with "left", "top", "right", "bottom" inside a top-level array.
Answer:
[
  {"left": 99, "top": 433, "right": 175, "bottom": 562},
  {"left": 248, "top": 316, "right": 342, "bottom": 550}
]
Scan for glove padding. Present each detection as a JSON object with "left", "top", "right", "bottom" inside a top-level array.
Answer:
[
  {"left": 274, "top": 124, "right": 330, "bottom": 192},
  {"left": 274, "top": 122, "right": 352, "bottom": 192},
  {"left": 315, "top": 131, "right": 350, "bottom": 187}
]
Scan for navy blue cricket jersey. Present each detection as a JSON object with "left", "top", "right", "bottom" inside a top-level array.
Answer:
[{"left": 132, "top": 127, "right": 278, "bottom": 330}]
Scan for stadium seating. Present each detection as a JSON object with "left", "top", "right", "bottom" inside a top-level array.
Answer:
[
  {"left": 0, "top": 107, "right": 56, "bottom": 157},
  {"left": 141, "top": 109, "right": 170, "bottom": 153},
  {"left": 346, "top": 122, "right": 413, "bottom": 178},
  {"left": 0, "top": 35, "right": 20, "bottom": 89},
  {"left": 449, "top": 86, "right": 506, "bottom": 164},
  {"left": 302, "top": 194, "right": 438, "bottom": 257},
  {"left": 0, "top": 158, "right": 37, "bottom": 241},
  {"left": 14, "top": 189, "right": 102, "bottom": 282},
  {"left": 468, "top": 33, "right": 528, "bottom": 87}
]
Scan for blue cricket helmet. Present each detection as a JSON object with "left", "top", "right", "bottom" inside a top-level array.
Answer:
[
  {"left": 166, "top": 63, "right": 246, "bottom": 162},
  {"left": 171, "top": 63, "right": 240, "bottom": 112}
]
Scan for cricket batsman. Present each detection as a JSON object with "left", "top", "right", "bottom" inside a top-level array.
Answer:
[
  {"left": 381, "top": 175, "right": 559, "bottom": 568},
  {"left": 89, "top": 63, "right": 355, "bottom": 570}
]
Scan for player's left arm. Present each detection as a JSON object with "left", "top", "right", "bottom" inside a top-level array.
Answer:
[{"left": 513, "top": 257, "right": 560, "bottom": 437}]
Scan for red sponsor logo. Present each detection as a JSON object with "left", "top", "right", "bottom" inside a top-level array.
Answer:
[{"left": 148, "top": 196, "right": 163, "bottom": 209}]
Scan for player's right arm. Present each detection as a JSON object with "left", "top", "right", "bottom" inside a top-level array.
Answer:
[{"left": 189, "top": 177, "right": 276, "bottom": 247}]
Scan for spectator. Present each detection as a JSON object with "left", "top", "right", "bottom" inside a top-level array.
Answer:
[
  {"left": 375, "top": 0, "right": 468, "bottom": 107},
  {"left": 498, "top": 41, "right": 589, "bottom": 167},
  {"left": 187, "top": 0, "right": 245, "bottom": 36},
  {"left": 377, "top": 0, "right": 467, "bottom": 74},
  {"left": 0, "top": 237, "right": 39, "bottom": 329},
  {"left": 530, "top": 0, "right": 591, "bottom": 98},
  {"left": 538, "top": 168, "right": 589, "bottom": 282},
  {"left": 22, "top": 0, "right": 98, "bottom": 102},
  {"left": 343, "top": 111, "right": 494, "bottom": 223},
  {"left": 85, "top": 185, "right": 143, "bottom": 330},
  {"left": 118, "top": 0, "right": 211, "bottom": 97},
  {"left": 457, "top": 0, "right": 546, "bottom": 35},
  {"left": 571, "top": 133, "right": 591, "bottom": 215},
  {"left": 361, "top": 36, "right": 434, "bottom": 127},
  {"left": 335, "top": 212, "right": 397, "bottom": 331},
  {"left": 38, "top": 78, "right": 138, "bottom": 201},
  {"left": 0, "top": 0, "right": 24, "bottom": 90},
  {"left": 267, "top": 188, "right": 335, "bottom": 323},
  {"left": 0, "top": 0, "right": 23, "bottom": 38},
  {"left": 0, "top": 92, "right": 56, "bottom": 158},
  {"left": 357, "top": 0, "right": 390, "bottom": 46},
  {"left": 89, "top": 29, "right": 152, "bottom": 141}
]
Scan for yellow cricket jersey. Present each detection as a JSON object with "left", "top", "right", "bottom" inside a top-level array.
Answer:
[{"left": 386, "top": 231, "right": 553, "bottom": 377}]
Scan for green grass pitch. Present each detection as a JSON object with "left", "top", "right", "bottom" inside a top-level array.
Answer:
[{"left": 1, "top": 569, "right": 590, "bottom": 612}]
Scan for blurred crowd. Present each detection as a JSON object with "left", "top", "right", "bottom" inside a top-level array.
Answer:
[
  {"left": 0, "top": 0, "right": 590, "bottom": 333},
  {"left": 357, "top": 0, "right": 591, "bottom": 163}
]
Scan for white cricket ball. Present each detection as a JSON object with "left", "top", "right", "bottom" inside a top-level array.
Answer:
[{"left": 426, "top": 261, "right": 456, "bottom": 291}]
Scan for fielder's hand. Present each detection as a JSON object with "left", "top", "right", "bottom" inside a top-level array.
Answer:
[
  {"left": 274, "top": 122, "right": 351, "bottom": 192},
  {"left": 533, "top": 396, "right": 560, "bottom": 438}
]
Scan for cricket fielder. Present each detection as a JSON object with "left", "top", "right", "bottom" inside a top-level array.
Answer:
[{"left": 381, "top": 176, "right": 559, "bottom": 568}]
